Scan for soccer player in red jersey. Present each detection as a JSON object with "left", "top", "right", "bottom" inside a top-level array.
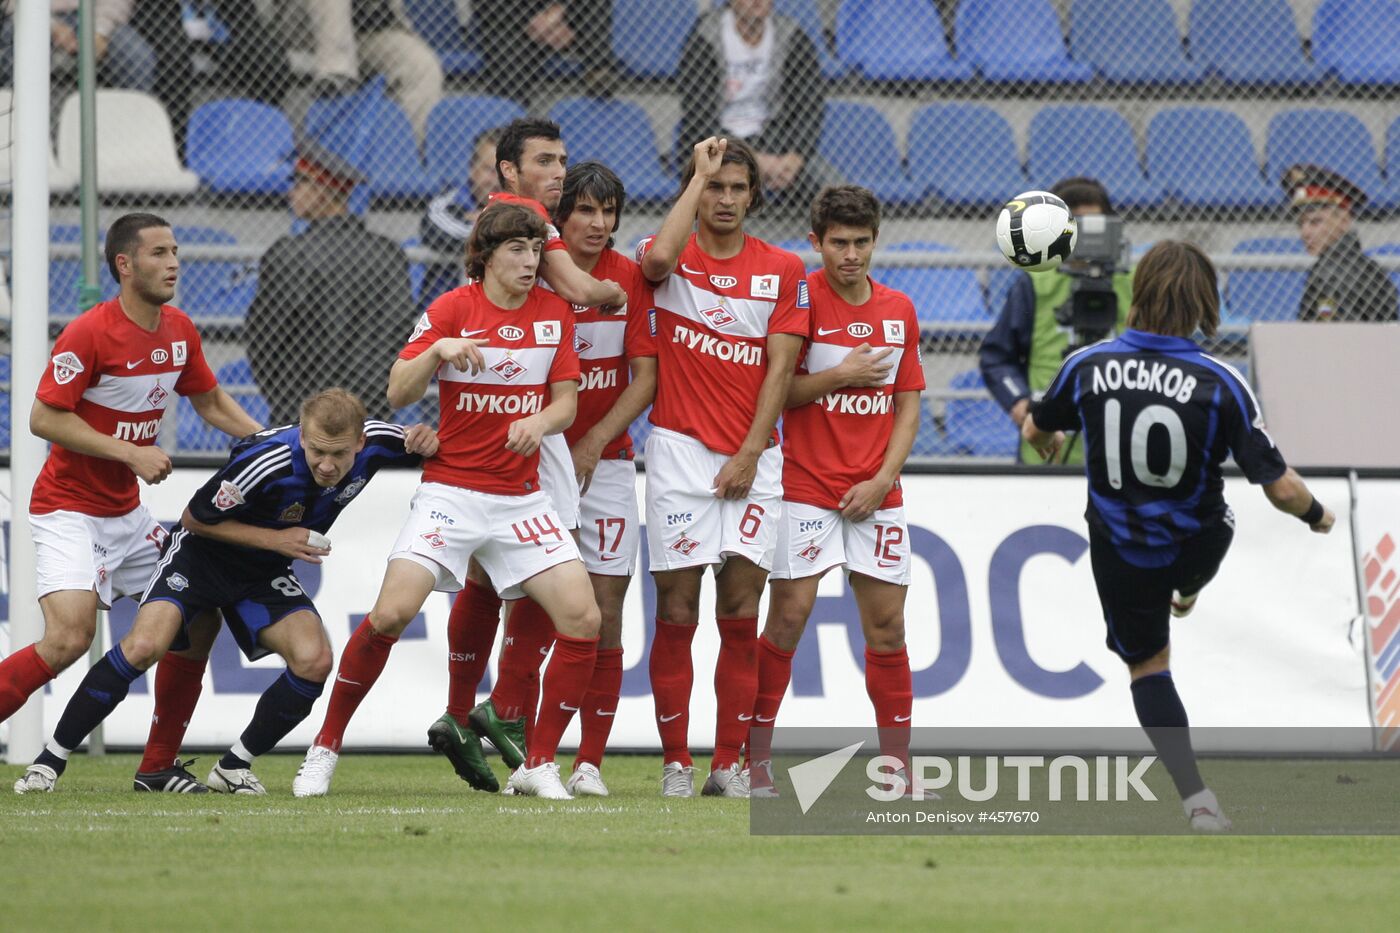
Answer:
[
  {"left": 637, "top": 137, "right": 809, "bottom": 797},
  {"left": 748, "top": 186, "right": 925, "bottom": 795},
  {"left": 295, "top": 203, "right": 600, "bottom": 800},
  {"left": 0, "top": 213, "right": 262, "bottom": 791}
]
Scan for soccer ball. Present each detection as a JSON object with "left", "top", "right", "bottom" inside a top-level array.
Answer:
[{"left": 995, "top": 191, "right": 1078, "bottom": 273}]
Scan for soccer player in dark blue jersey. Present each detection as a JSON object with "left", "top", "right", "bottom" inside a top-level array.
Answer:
[
  {"left": 14, "top": 390, "right": 437, "bottom": 795},
  {"left": 1023, "top": 241, "right": 1335, "bottom": 831}
]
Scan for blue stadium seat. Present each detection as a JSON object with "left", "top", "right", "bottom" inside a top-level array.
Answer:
[
  {"left": 873, "top": 242, "right": 987, "bottom": 324},
  {"left": 945, "top": 370, "right": 1017, "bottom": 458},
  {"left": 1069, "top": 0, "right": 1204, "bottom": 83},
  {"left": 186, "top": 99, "right": 293, "bottom": 195},
  {"left": 1223, "top": 237, "right": 1307, "bottom": 322},
  {"left": 1188, "top": 0, "right": 1322, "bottom": 85},
  {"left": 1313, "top": 0, "right": 1400, "bottom": 84},
  {"left": 771, "top": 0, "right": 848, "bottom": 79},
  {"left": 817, "top": 101, "right": 923, "bottom": 207},
  {"left": 956, "top": 0, "right": 1093, "bottom": 83},
  {"left": 49, "top": 224, "right": 118, "bottom": 316},
  {"left": 549, "top": 98, "right": 675, "bottom": 203},
  {"left": 1027, "top": 105, "right": 1165, "bottom": 209},
  {"left": 1265, "top": 109, "right": 1389, "bottom": 213},
  {"left": 907, "top": 103, "right": 1026, "bottom": 208},
  {"left": 424, "top": 95, "right": 524, "bottom": 192},
  {"left": 1387, "top": 117, "right": 1400, "bottom": 212},
  {"left": 986, "top": 267, "right": 1021, "bottom": 318},
  {"left": 912, "top": 396, "right": 952, "bottom": 457},
  {"left": 174, "top": 225, "right": 257, "bottom": 321},
  {"left": 1146, "top": 107, "right": 1275, "bottom": 208},
  {"left": 304, "top": 79, "right": 436, "bottom": 199},
  {"left": 613, "top": 0, "right": 696, "bottom": 78},
  {"left": 835, "top": 0, "right": 974, "bottom": 81},
  {"left": 0, "top": 354, "right": 10, "bottom": 449},
  {"left": 402, "top": 0, "right": 482, "bottom": 76},
  {"left": 179, "top": 359, "right": 270, "bottom": 452}
]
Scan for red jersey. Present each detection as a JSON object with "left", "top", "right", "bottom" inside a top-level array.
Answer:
[
  {"left": 485, "top": 192, "right": 567, "bottom": 252},
  {"left": 556, "top": 249, "right": 656, "bottom": 458},
  {"left": 638, "top": 233, "right": 808, "bottom": 455},
  {"left": 31, "top": 300, "right": 217, "bottom": 517},
  {"left": 401, "top": 283, "right": 580, "bottom": 495},
  {"left": 782, "top": 272, "right": 925, "bottom": 511}
]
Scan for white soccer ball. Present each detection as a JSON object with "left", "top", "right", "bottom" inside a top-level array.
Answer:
[{"left": 995, "top": 191, "right": 1078, "bottom": 273}]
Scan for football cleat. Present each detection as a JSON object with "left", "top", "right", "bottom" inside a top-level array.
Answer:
[
  {"left": 749, "top": 760, "right": 779, "bottom": 798},
  {"left": 1170, "top": 590, "right": 1200, "bottom": 618},
  {"left": 467, "top": 699, "right": 526, "bottom": 770},
  {"left": 565, "top": 762, "right": 609, "bottom": 797},
  {"left": 13, "top": 763, "right": 58, "bottom": 795},
  {"left": 508, "top": 761, "right": 573, "bottom": 800},
  {"left": 427, "top": 713, "right": 500, "bottom": 792},
  {"left": 292, "top": 745, "right": 339, "bottom": 797},
  {"left": 1184, "top": 788, "right": 1232, "bottom": 832},
  {"left": 133, "top": 758, "right": 209, "bottom": 794},
  {"left": 207, "top": 763, "right": 266, "bottom": 795},
  {"left": 661, "top": 761, "right": 695, "bottom": 798},
  {"left": 701, "top": 763, "right": 749, "bottom": 798}
]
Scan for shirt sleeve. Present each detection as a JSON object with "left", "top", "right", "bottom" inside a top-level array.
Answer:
[
  {"left": 361, "top": 420, "right": 421, "bottom": 470},
  {"left": 549, "top": 313, "right": 581, "bottom": 383},
  {"left": 978, "top": 272, "right": 1035, "bottom": 413},
  {"left": 892, "top": 299, "right": 926, "bottom": 393},
  {"left": 174, "top": 322, "right": 218, "bottom": 397},
  {"left": 187, "top": 442, "right": 293, "bottom": 525},
  {"left": 36, "top": 316, "right": 100, "bottom": 411},
  {"left": 399, "top": 292, "right": 458, "bottom": 361},
  {"left": 1028, "top": 355, "right": 1082, "bottom": 433},
  {"left": 766, "top": 254, "right": 811, "bottom": 337},
  {"left": 1219, "top": 371, "right": 1288, "bottom": 485},
  {"left": 623, "top": 270, "right": 657, "bottom": 359}
]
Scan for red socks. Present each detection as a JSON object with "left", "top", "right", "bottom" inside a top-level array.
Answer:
[
  {"left": 649, "top": 619, "right": 696, "bottom": 767},
  {"left": 490, "top": 598, "right": 555, "bottom": 723},
  {"left": 138, "top": 652, "right": 207, "bottom": 772},
  {"left": 574, "top": 647, "right": 623, "bottom": 770},
  {"left": 747, "top": 635, "right": 795, "bottom": 771},
  {"left": 446, "top": 580, "right": 503, "bottom": 725},
  {"left": 527, "top": 632, "right": 597, "bottom": 768},
  {"left": 314, "top": 616, "right": 398, "bottom": 752},
  {"left": 865, "top": 645, "right": 913, "bottom": 769},
  {"left": 712, "top": 616, "right": 758, "bottom": 771},
  {"left": 0, "top": 645, "right": 56, "bottom": 724}
]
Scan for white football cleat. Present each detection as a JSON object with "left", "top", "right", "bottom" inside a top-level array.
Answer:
[
  {"left": 208, "top": 763, "right": 267, "bottom": 795},
  {"left": 1170, "top": 590, "right": 1199, "bottom": 618},
  {"left": 1184, "top": 788, "right": 1232, "bottom": 832},
  {"left": 749, "top": 759, "right": 779, "bottom": 798},
  {"left": 565, "top": 762, "right": 609, "bottom": 797},
  {"left": 661, "top": 761, "right": 695, "bottom": 798},
  {"left": 508, "top": 761, "right": 573, "bottom": 800},
  {"left": 701, "top": 763, "right": 750, "bottom": 798},
  {"left": 13, "top": 764, "right": 58, "bottom": 795},
  {"left": 292, "top": 746, "right": 339, "bottom": 797}
]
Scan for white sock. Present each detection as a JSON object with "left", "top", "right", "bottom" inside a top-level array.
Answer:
[{"left": 44, "top": 739, "right": 72, "bottom": 761}]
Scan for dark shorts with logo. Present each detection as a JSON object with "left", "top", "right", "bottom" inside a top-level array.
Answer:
[
  {"left": 1087, "top": 519, "right": 1235, "bottom": 665},
  {"left": 142, "top": 526, "right": 318, "bottom": 661}
]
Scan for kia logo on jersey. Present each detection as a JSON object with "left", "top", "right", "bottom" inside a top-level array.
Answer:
[
  {"left": 498, "top": 325, "right": 525, "bottom": 341},
  {"left": 847, "top": 322, "right": 874, "bottom": 339},
  {"left": 709, "top": 275, "right": 737, "bottom": 289},
  {"left": 150, "top": 348, "right": 170, "bottom": 365}
]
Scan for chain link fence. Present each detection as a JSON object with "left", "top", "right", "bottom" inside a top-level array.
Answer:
[{"left": 4, "top": 0, "right": 1400, "bottom": 461}]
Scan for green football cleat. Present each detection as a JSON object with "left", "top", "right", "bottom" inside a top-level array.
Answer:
[
  {"left": 427, "top": 714, "right": 500, "bottom": 792},
  {"left": 468, "top": 699, "right": 527, "bottom": 770}
]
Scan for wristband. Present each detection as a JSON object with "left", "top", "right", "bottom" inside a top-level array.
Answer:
[{"left": 1300, "top": 497, "right": 1324, "bottom": 526}]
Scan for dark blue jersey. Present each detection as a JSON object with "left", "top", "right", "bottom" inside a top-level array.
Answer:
[{"left": 1031, "top": 329, "right": 1287, "bottom": 565}]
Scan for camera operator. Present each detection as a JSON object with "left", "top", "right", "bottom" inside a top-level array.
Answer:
[{"left": 978, "top": 177, "right": 1135, "bottom": 465}]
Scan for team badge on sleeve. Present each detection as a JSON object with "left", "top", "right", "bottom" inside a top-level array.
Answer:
[
  {"left": 534, "top": 321, "right": 561, "bottom": 345},
  {"left": 751, "top": 275, "right": 779, "bottom": 300},
  {"left": 883, "top": 320, "right": 905, "bottom": 345},
  {"left": 409, "top": 312, "right": 431, "bottom": 342},
  {"left": 797, "top": 281, "right": 810, "bottom": 309},
  {"left": 51, "top": 351, "right": 85, "bottom": 385},
  {"left": 648, "top": 307, "right": 657, "bottom": 337},
  {"left": 213, "top": 480, "right": 245, "bottom": 511}
]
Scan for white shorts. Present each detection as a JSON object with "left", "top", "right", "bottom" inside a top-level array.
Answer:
[
  {"left": 578, "top": 458, "right": 641, "bottom": 576},
  {"left": 31, "top": 505, "right": 169, "bottom": 606},
  {"left": 769, "top": 501, "right": 913, "bottom": 586},
  {"left": 538, "top": 433, "right": 581, "bottom": 530},
  {"left": 644, "top": 427, "right": 783, "bottom": 572},
  {"left": 389, "top": 482, "right": 580, "bottom": 600}
]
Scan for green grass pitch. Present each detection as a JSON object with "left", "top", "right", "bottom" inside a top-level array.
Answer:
[{"left": 2, "top": 753, "right": 1398, "bottom": 932}]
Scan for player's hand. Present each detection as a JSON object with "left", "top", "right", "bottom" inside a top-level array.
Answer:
[
  {"left": 836, "top": 343, "right": 894, "bottom": 388},
  {"left": 267, "top": 527, "right": 332, "bottom": 564},
  {"left": 692, "top": 137, "right": 727, "bottom": 181},
  {"left": 1010, "top": 397, "right": 1030, "bottom": 428},
  {"left": 435, "top": 337, "right": 489, "bottom": 374},
  {"left": 839, "top": 477, "right": 894, "bottom": 523},
  {"left": 598, "top": 280, "right": 628, "bottom": 315},
  {"left": 712, "top": 450, "right": 758, "bottom": 500},
  {"left": 403, "top": 423, "right": 439, "bottom": 458},
  {"left": 506, "top": 414, "right": 547, "bottom": 457},
  {"left": 572, "top": 434, "right": 605, "bottom": 494},
  {"left": 1311, "top": 507, "right": 1336, "bottom": 534},
  {"left": 1028, "top": 430, "right": 1065, "bottom": 461},
  {"left": 126, "top": 445, "right": 173, "bottom": 485}
]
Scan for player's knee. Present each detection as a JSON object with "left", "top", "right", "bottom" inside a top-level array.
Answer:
[
  {"left": 118, "top": 633, "right": 165, "bottom": 671},
  {"left": 40, "top": 629, "right": 95, "bottom": 671},
  {"left": 766, "top": 603, "right": 810, "bottom": 647},
  {"left": 656, "top": 591, "right": 699, "bottom": 627},
  {"left": 368, "top": 604, "right": 414, "bottom": 637},
  {"left": 864, "top": 613, "right": 905, "bottom": 653},
  {"left": 598, "top": 610, "right": 624, "bottom": 650},
  {"left": 288, "top": 642, "right": 334, "bottom": 683}
]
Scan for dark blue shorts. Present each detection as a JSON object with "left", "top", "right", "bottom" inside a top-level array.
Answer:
[{"left": 142, "top": 527, "right": 318, "bottom": 661}]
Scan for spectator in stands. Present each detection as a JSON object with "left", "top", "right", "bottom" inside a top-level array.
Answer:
[
  {"left": 978, "top": 177, "right": 1135, "bottom": 465},
  {"left": 677, "top": 0, "right": 835, "bottom": 211},
  {"left": 475, "top": 0, "right": 617, "bottom": 105},
  {"left": 246, "top": 140, "right": 415, "bottom": 426},
  {"left": 418, "top": 126, "right": 504, "bottom": 309},
  {"left": 302, "top": 0, "right": 443, "bottom": 142},
  {"left": 1, "top": 1, "right": 156, "bottom": 92},
  {"left": 1282, "top": 164, "right": 1399, "bottom": 323}
]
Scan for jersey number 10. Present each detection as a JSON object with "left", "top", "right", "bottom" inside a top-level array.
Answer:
[{"left": 1103, "top": 400, "right": 1187, "bottom": 491}]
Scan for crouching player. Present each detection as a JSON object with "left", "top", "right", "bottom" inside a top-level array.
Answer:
[
  {"left": 749, "top": 187, "right": 924, "bottom": 794},
  {"left": 1023, "top": 241, "right": 1334, "bottom": 831},
  {"left": 14, "top": 390, "right": 435, "bottom": 794}
]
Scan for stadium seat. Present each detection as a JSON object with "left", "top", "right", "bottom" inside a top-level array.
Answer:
[
  {"left": 817, "top": 102, "right": 923, "bottom": 207},
  {"left": 956, "top": 0, "right": 1093, "bottom": 83},
  {"left": 56, "top": 90, "right": 199, "bottom": 194},
  {"left": 835, "top": 0, "right": 974, "bottom": 82},
  {"left": 179, "top": 359, "right": 269, "bottom": 452},
  {"left": 402, "top": 0, "right": 482, "bottom": 76},
  {"left": 613, "top": 0, "right": 696, "bottom": 79},
  {"left": 873, "top": 242, "right": 987, "bottom": 324},
  {"left": 424, "top": 95, "right": 524, "bottom": 192},
  {"left": 186, "top": 99, "right": 294, "bottom": 195},
  {"left": 1027, "top": 106, "right": 1165, "bottom": 209},
  {"left": 907, "top": 103, "right": 1027, "bottom": 208},
  {"left": 944, "top": 370, "right": 1017, "bottom": 458},
  {"left": 549, "top": 98, "right": 675, "bottom": 203},
  {"left": 173, "top": 226, "right": 258, "bottom": 321},
  {"left": 48, "top": 225, "right": 118, "bottom": 316},
  {"left": 1313, "top": 0, "right": 1400, "bottom": 84},
  {"left": 0, "top": 89, "right": 74, "bottom": 191},
  {"left": 402, "top": 236, "right": 426, "bottom": 307},
  {"left": 1188, "top": 0, "right": 1322, "bottom": 85},
  {"left": 304, "top": 79, "right": 437, "bottom": 199},
  {"left": 1146, "top": 107, "right": 1275, "bottom": 208},
  {"left": 986, "top": 267, "right": 1021, "bottom": 317},
  {"left": 0, "top": 353, "right": 10, "bottom": 449},
  {"left": 1264, "top": 109, "right": 1389, "bottom": 213},
  {"left": 1223, "top": 237, "right": 1308, "bottom": 322},
  {"left": 1068, "top": 0, "right": 1204, "bottom": 83},
  {"left": 772, "top": 0, "right": 849, "bottom": 79}
]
